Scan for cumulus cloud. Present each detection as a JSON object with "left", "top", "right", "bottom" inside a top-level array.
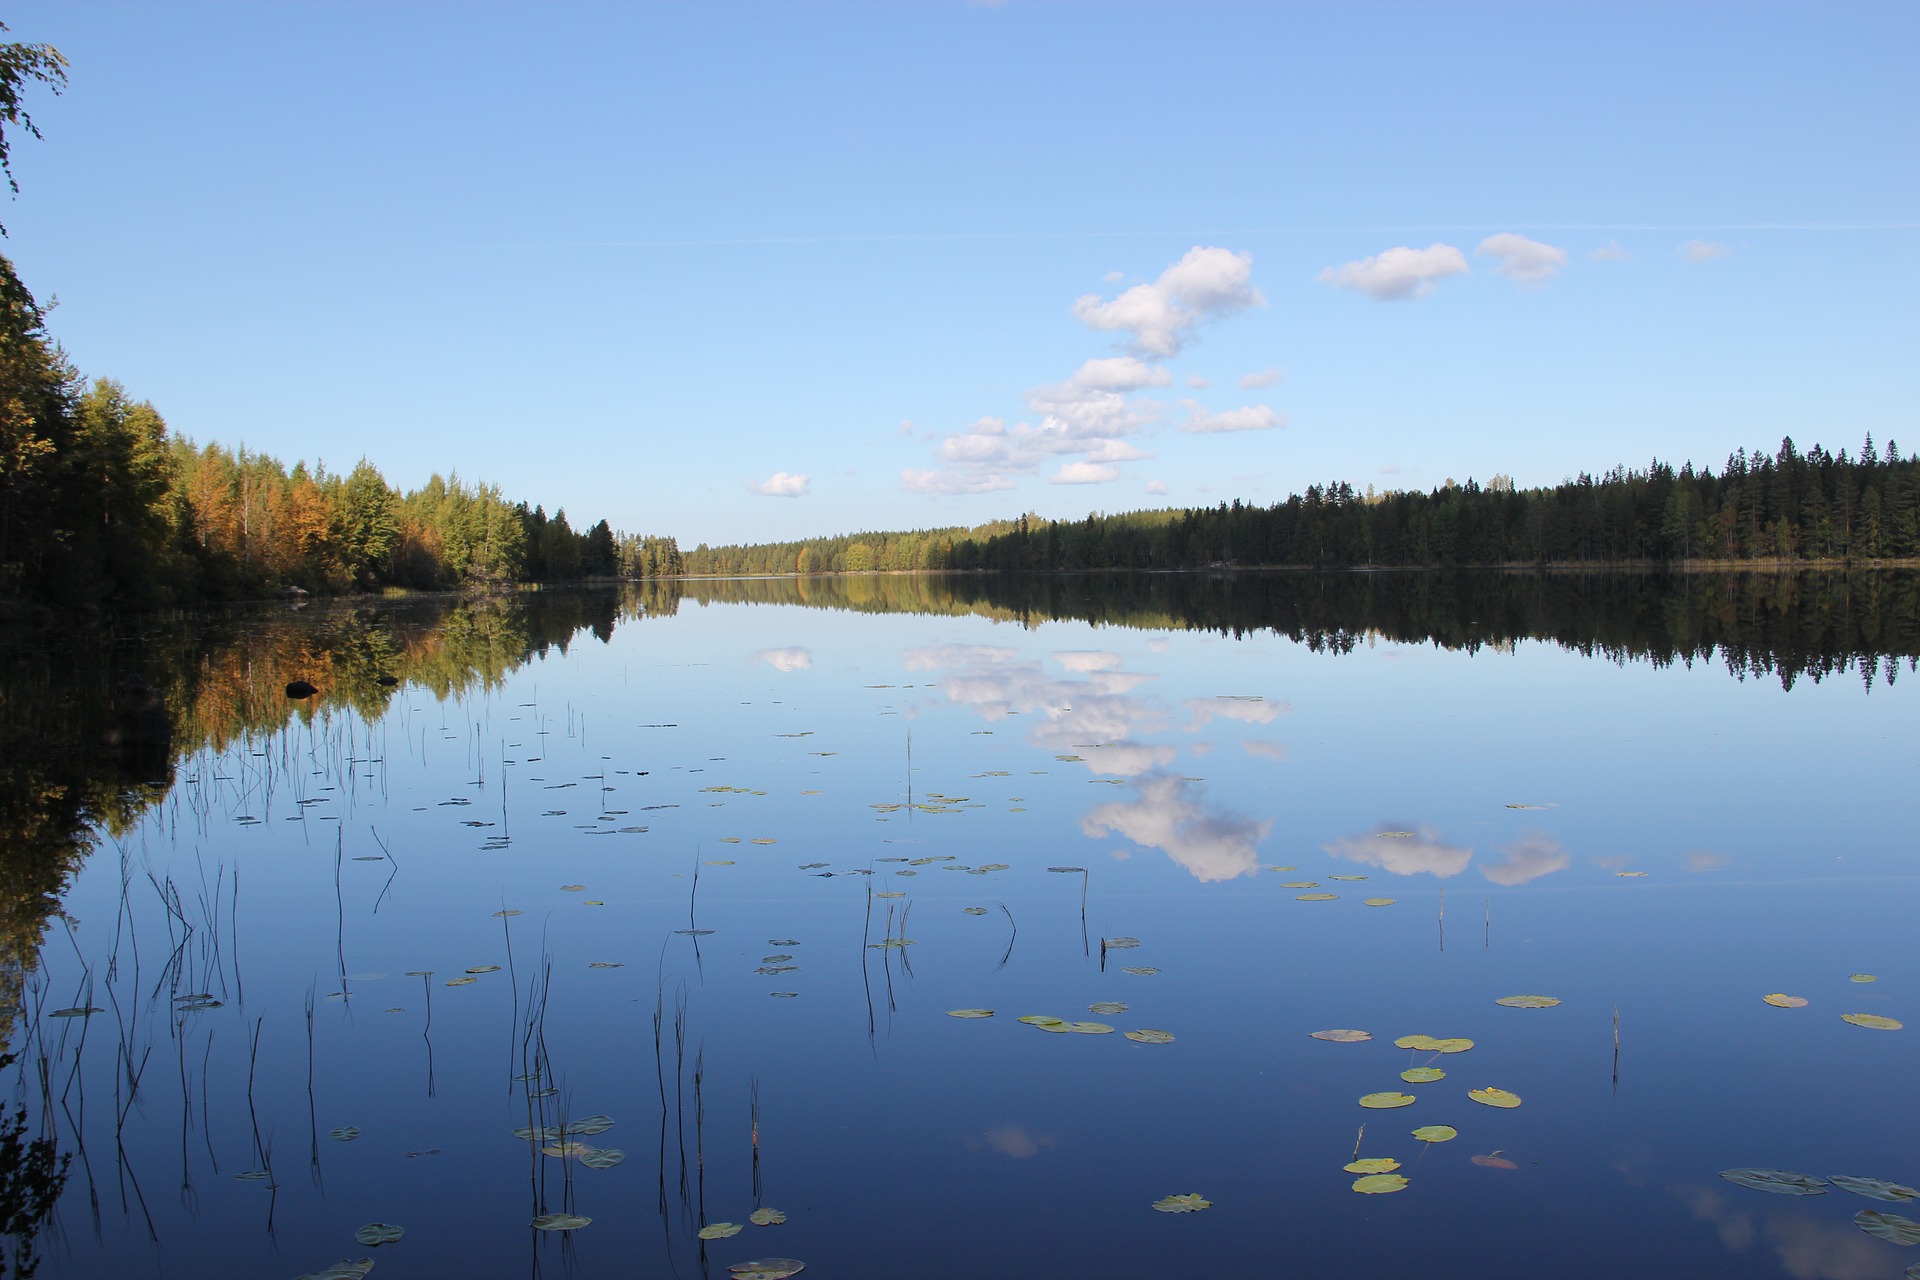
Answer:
[
  {"left": 1081, "top": 773, "right": 1270, "bottom": 882},
  {"left": 1682, "top": 239, "right": 1733, "bottom": 262},
  {"left": 1238, "top": 367, "right": 1282, "bottom": 389},
  {"left": 904, "top": 643, "right": 1168, "bottom": 766},
  {"left": 1479, "top": 831, "right": 1570, "bottom": 886},
  {"left": 1072, "top": 246, "right": 1264, "bottom": 357},
  {"left": 1241, "top": 740, "right": 1288, "bottom": 762},
  {"left": 1053, "top": 651, "right": 1123, "bottom": 673},
  {"left": 1051, "top": 461, "right": 1119, "bottom": 485},
  {"left": 1184, "top": 695, "right": 1288, "bottom": 728},
  {"left": 1323, "top": 824, "right": 1472, "bottom": 878},
  {"left": 1185, "top": 374, "right": 1211, "bottom": 389},
  {"left": 1590, "top": 239, "right": 1631, "bottom": 262},
  {"left": 748, "top": 470, "right": 810, "bottom": 497},
  {"left": 1318, "top": 243, "right": 1469, "bottom": 301},
  {"left": 1476, "top": 232, "right": 1568, "bottom": 285},
  {"left": 1144, "top": 479, "right": 1169, "bottom": 495},
  {"left": 1676, "top": 1184, "right": 1890, "bottom": 1280},
  {"left": 1181, "top": 400, "right": 1285, "bottom": 434},
  {"left": 750, "top": 647, "right": 812, "bottom": 672}
]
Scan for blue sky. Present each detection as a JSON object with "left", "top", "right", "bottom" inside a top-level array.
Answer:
[{"left": 7, "top": 1, "right": 1914, "bottom": 546}]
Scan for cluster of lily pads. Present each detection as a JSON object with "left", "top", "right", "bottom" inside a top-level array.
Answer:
[
  {"left": 1760, "top": 972, "right": 1903, "bottom": 1030},
  {"left": 1719, "top": 1168, "right": 1919, "bottom": 1266}
]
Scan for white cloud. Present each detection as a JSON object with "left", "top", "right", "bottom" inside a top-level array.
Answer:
[
  {"left": 1053, "top": 651, "right": 1123, "bottom": 673},
  {"left": 1072, "top": 246, "right": 1263, "bottom": 357},
  {"left": 1475, "top": 232, "right": 1568, "bottom": 285},
  {"left": 1238, "top": 367, "right": 1282, "bottom": 389},
  {"left": 1081, "top": 773, "right": 1270, "bottom": 883},
  {"left": 750, "top": 647, "right": 813, "bottom": 672},
  {"left": 1323, "top": 824, "right": 1473, "bottom": 878},
  {"left": 1682, "top": 238, "right": 1733, "bottom": 262},
  {"left": 1185, "top": 374, "right": 1211, "bottom": 389},
  {"left": 1184, "top": 695, "right": 1288, "bottom": 728},
  {"left": 1241, "top": 740, "right": 1288, "bottom": 763},
  {"left": 899, "top": 467, "right": 1017, "bottom": 495},
  {"left": 1144, "top": 479, "right": 1169, "bottom": 495},
  {"left": 1318, "top": 243, "right": 1468, "bottom": 301},
  {"left": 1062, "top": 355, "right": 1172, "bottom": 393},
  {"left": 1589, "top": 239, "right": 1631, "bottom": 262},
  {"left": 1180, "top": 400, "right": 1286, "bottom": 434},
  {"left": 1479, "top": 831, "right": 1570, "bottom": 885},
  {"left": 748, "top": 470, "right": 810, "bottom": 497},
  {"left": 1050, "top": 461, "right": 1120, "bottom": 485}
]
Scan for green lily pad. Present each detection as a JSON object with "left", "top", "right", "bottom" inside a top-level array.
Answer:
[
  {"left": 1364, "top": 898, "right": 1397, "bottom": 906},
  {"left": 353, "top": 1224, "right": 404, "bottom": 1247},
  {"left": 1017, "top": 1015, "right": 1065, "bottom": 1027},
  {"left": 1121, "top": 966, "right": 1160, "bottom": 975},
  {"left": 1495, "top": 994, "right": 1560, "bottom": 1009},
  {"left": 1762, "top": 993, "right": 1809, "bottom": 1008},
  {"left": 1469, "top": 1087, "right": 1522, "bottom": 1109},
  {"left": 1089, "top": 1002, "right": 1128, "bottom": 1015},
  {"left": 1061, "top": 1021, "right": 1114, "bottom": 1035},
  {"left": 50, "top": 1007, "right": 104, "bottom": 1018},
  {"left": 512, "top": 1125, "right": 561, "bottom": 1142},
  {"left": 1395, "top": 1034, "right": 1441, "bottom": 1050},
  {"left": 1719, "top": 1169, "right": 1829, "bottom": 1195},
  {"left": 1849, "top": 974, "right": 1878, "bottom": 983},
  {"left": 1279, "top": 882, "right": 1319, "bottom": 889},
  {"left": 1310, "top": 1029, "right": 1372, "bottom": 1043},
  {"left": 1125, "top": 1028, "right": 1175, "bottom": 1044},
  {"left": 962, "top": 907, "right": 989, "bottom": 916},
  {"left": 1411, "top": 1125, "right": 1458, "bottom": 1143},
  {"left": 1345, "top": 1158, "right": 1401, "bottom": 1173},
  {"left": 531, "top": 1213, "right": 591, "bottom": 1230},
  {"left": 1842, "top": 1013, "right": 1903, "bottom": 1030},
  {"left": 1855, "top": 1209, "right": 1920, "bottom": 1245},
  {"left": 1359, "top": 1092, "right": 1417, "bottom": 1109},
  {"left": 1401, "top": 1068, "right": 1446, "bottom": 1083},
  {"left": 730, "top": 1260, "right": 804, "bottom": 1280},
  {"left": 1432, "top": 1038, "right": 1474, "bottom": 1054},
  {"left": 464, "top": 965, "right": 501, "bottom": 974},
  {"left": 1103, "top": 937, "right": 1141, "bottom": 949},
  {"left": 947, "top": 1009, "right": 995, "bottom": 1019},
  {"left": 295, "top": 1261, "right": 374, "bottom": 1280},
  {"left": 1831, "top": 1176, "right": 1920, "bottom": 1202},
  {"left": 699, "top": 1222, "right": 744, "bottom": 1239},
  {"left": 444, "top": 977, "right": 476, "bottom": 986},
  {"left": 749, "top": 1207, "right": 786, "bottom": 1225},
  {"left": 1329, "top": 875, "right": 1368, "bottom": 881},
  {"left": 579, "top": 1148, "right": 626, "bottom": 1170},
  {"left": 329, "top": 1127, "right": 361, "bottom": 1142},
  {"left": 562, "top": 1115, "right": 614, "bottom": 1135},
  {"left": 1352, "top": 1174, "right": 1409, "bottom": 1194},
  {"left": 1152, "top": 1193, "right": 1211, "bottom": 1213},
  {"left": 1296, "top": 893, "right": 1338, "bottom": 902}
]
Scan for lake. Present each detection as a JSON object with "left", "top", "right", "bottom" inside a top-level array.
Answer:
[{"left": 4, "top": 571, "right": 1917, "bottom": 1280}]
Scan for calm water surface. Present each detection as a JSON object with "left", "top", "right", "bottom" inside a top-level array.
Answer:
[{"left": 4, "top": 573, "right": 1917, "bottom": 1280}]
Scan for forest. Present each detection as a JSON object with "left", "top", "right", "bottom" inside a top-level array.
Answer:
[
  {"left": 0, "top": 252, "right": 682, "bottom": 608},
  {"left": 684, "top": 441, "right": 1920, "bottom": 577}
]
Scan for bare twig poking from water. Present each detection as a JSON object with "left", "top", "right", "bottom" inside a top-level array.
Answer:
[
  {"left": 859, "top": 876, "right": 876, "bottom": 1049},
  {"left": 693, "top": 1047, "right": 708, "bottom": 1230},
  {"left": 898, "top": 900, "right": 915, "bottom": 978},
  {"left": 1078, "top": 868, "right": 1090, "bottom": 957},
  {"left": 1612, "top": 1005, "right": 1621, "bottom": 1093},
  {"left": 1351, "top": 1125, "right": 1366, "bottom": 1161},
  {"left": 749, "top": 1076, "right": 762, "bottom": 1206},
  {"left": 1438, "top": 887, "right": 1445, "bottom": 953},
  {"left": 673, "top": 990, "right": 690, "bottom": 1206},
  {"left": 1484, "top": 896, "right": 1490, "bottom": 950},
  {"left": 332, "top": 829, "right": 347, "bottom": 997},
  {"left": 419, "top": 972, "right": 436, "bottom": 1099},
  {"left": 880, "top": 904, "right": 897, "bottom": 1016},
  {"left": 305, "top": 985, "right": 322, "bottom": 1188},
  {"left": 370, "top": 826, "right": 399, "bottom": 915},
  {"left": 502, "top": 907, "right": 520, "bottom": 1092},
  {"left": 995, "top": 902, "right": 1017, "bottom": 971}
]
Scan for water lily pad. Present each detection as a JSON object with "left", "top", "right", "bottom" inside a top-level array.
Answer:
[
  {"left": 540, "top": 1140, "right": 597, "bottom": 1158},
  {"left": 560, "top": 884, "right": 586, "bottom": 892},
  {"left": 1121, "top": 966, "right": 1160, "bottom": 975},
  {"left": 947, "top": 1009, "right": 995, "bottom": 1019},
  {"left": 1472, "top": 1153, "right": 1519, "bottom": 1170},
  {"left": 1061, "top": 1021, "right": 1114, "bottom": 1035},
  {"left": 962, "top": 907, "right": 989, "bottom": 916},
  {"left": 1125, "top": 1028, "right": 1175, "bottom": 1044},
  {"left": 562, "top": 1115, "right": 614, "bottom": 1135},
  {"left": 1395, "top": 1034, "right": 1441, "bottom": 1050},
  {"left": 1364, "top": 898, "right": 1397, "bottom": 906},
  {"left": 1017, "top": 1015, "right": 1065, "bottom": 1028},
  {"left": 513, "top": 1125, "right": 561, "bottom": 1142},
  {"left": 294, "top": 1260, "right": 375, "bottom": 1280},
  {"left": 1401, "top": 1068, "right": 1446, "bottom": 1083},
  {"left": 354, "top": 1224, "right": 404, "bottom": 1246},
  {"left": 749, "top": 1207, "right": 787, "bottom": 1225},
  {"left": 1103, "top": 937, "right": 1141, "bottom": 949},
  {"left": 1278, "top": 882, "right": 1319, "bottom": 889},
  {"left": 50, "top": 1007, "right": 103, "bottom": 1018},
  {"left": 1762, "top": 994, "right": 1809, "bottom": 1008},
  {"left": 1359, "top": 1092, "right": 1417, "bottom": 1109},
  {"left": 1849, "top": 974, "right": 1878, "bottom": 983},
  {"left": 588, "top": 961, "right": 624, "bottom": 969},
  {"left": 698, "top": 1222, "right": 744, "bottom": 1239},
  {"left": 445, "top": 977, "right": 476, "bottom": 986},
  {"left": 1468, "top": 1087, "right": 1522, "bottom": 1109},
  {"left": 465, "top": 965, "right": 501, "bottom": 974},
  {"left": 1831, "top": 1176, "right": 1920, "bottom": 1202},
  {"left": 1328, "top": 875, "right": 1368, "bottom": 881},
  {"left": 1495, "top": 995, "right": 1560, "bottom": 1009},
  {"left": 1719, "top": 1169, "right": 1828, "bottom": 1195},
  {"left": 674, "top": 928, "right": 715, "bottom": 936},
  {"left": 1152, "top": 1193, "right": 1211, "bottom": 1213},
  {"left": 1310, "top": 1029, "right": 1372, "bottom": 1043},
  {"left": 1345, "top": 1158, "right": 1401, "bottom": 1173},
  {"left": 1855, "top": 1209, "right": 1920, "bottom": 1245},
  {"left": 730, "top": 1260, "right": 804, "bottom": 1280},
  {"left": 1352, "top": 1174, "right": 1409, "bottom": 1194},
  {"left": 531, "top": 1213, "right": 591, "bottom": 1230},
  {"left": 1432, "top": 1038, "right": 1475, "bottom": 1054},
  {"left": 1842, "top": 1013, "right": 1903, "bottom": 1030},
  {"left": 1296, "top": 894, "right": 1338, "bottom": 902},
  {"left": 578, "top": 1148, "right": 626, "bottom": 1170},
  {"left": 1411, "top": 1125, "right": 1458, "bottom": 1143},
  {"left": 1089, "top": 1002, "right": 1128, "bottom": 1015},
  {"left": 329, "top": 1126, "right": 361, "bottom": 1142}
]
